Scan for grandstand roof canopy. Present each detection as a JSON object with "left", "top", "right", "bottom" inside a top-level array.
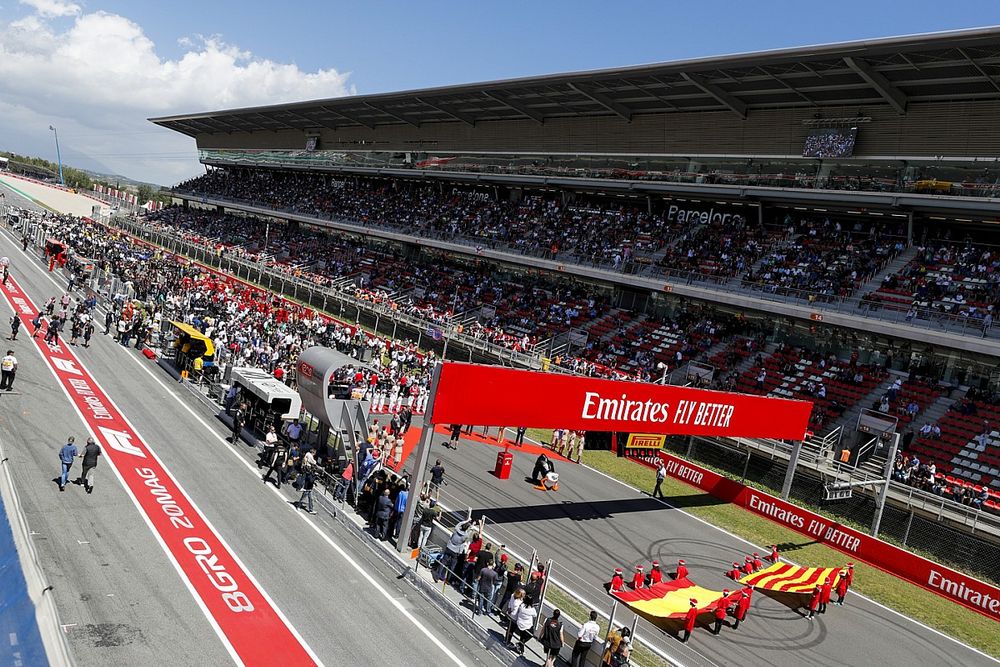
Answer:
[{"left": 152, "top": 27, "right": 1000, "bottom": 138}]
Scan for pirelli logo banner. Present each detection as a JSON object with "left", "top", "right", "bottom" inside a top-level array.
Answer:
[
  {"left": 430, "top": 362, "right": 813, "bottom": 440},
  {"left": 626, "top": 434, "right": 667, "bottom": 449}
]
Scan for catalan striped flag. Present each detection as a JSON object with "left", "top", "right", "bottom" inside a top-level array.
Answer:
[
  {"left": 609, "top": 578, "right": 741, "bottom": 619},
  {"left": 739, "top": 562, "right": 840, "bottom": 593}
]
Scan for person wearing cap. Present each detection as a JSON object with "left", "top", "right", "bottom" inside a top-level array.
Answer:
[
  {"left": 819, "top": 576, "right": 833, "bottom": 614},
  {"left": 609, "top": 568, "right": 625, "bottom": 592},
  {"left": 631, "top": 564, "right": 645, "bottom": 590},
  {"left": 844, "top": 562, "right": 855, "bottom": 588},
  {"left": 675, "top": 559, "right": 688, "bottom": 580},
  {"left": 712, "top": 591, "right": 730, "bottom": 634},
  {"left": 75, "top": 436, "right": 101, "bottom": 494},
  {"left": 733, "top": 588, "right": 752, "bottom": 629},
  {"left": 524, "top": 570, "right": 543, "bottom": 607},
  {"left": 682, "top": 599, "right": 699, "bottom": 642},
  {"left": 649, "top": 560, "right": 663, "bottom": 585},
  {"left": 727, "top": 562, "right": 742, "bottom": 581},
  {"left": 767, "top": 544, "right": 780, "bottom": 564},
  {"left": 752, "top": 553, "right": 763, "bottom": 571},
  {"left": 835, "top": 569, "right": 850, "bottom": 605},
  {"left": 741, "top": 556, "right": 755, "bottom": 576},
  {"left": 807, "top": 584, "right": 822, "bottom": 619}
]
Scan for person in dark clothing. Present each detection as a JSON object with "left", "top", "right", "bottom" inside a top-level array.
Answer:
[
  {"left": 83, "top": 321, "right": 95, "bottom": 347},
  {"left": 74, "top": 437, "right": 102, "bottom": 494},
  {"left": 399, "top": 407, "right": 412, "bottom": 435},
  {"left": 296, "top": 469, "right": 317, "bottom": 514},
  {"left": 531, "top": 454, "right": 551, "bottom": 484},
  {"left": 523, "top": 571, "right": 543, "bottom": 607},
  {"left": 429, "top": 459, "right": 445, "bottom": 498},
  {"left": 514, "top": 426, "right": 526, "bottom": 446},
  {"left": 449, "top": 424, "right": 462, "bottom": 448},
  {"left": 500, "top": 562, "right": 524, "bottom": 611},
  {"left": 230, "top": 403, "right": 246, "bottom": 444},
  {"left": 104, "top": 310, "right": 114, "bottom": 335},
  {"left": 262, "top": 440, "right": 289, "bottom": 489},
  {"left": 9, "top": 315, "right": 20, "bottom": 341},
  {"left": 374, "top": 489, "right": 393, "bottom": 539},
  {"left": 539, "top": 608, "right": 564, "bottom": 667}
]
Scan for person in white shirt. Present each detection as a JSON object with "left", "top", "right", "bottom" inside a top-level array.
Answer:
[
  {"left": 0, "top": 350, "right": 16, "bottom": 391},
  {"left": 571, "top": 610, "right": 601, "bottom": 667}
]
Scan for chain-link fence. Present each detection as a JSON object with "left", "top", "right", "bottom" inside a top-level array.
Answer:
[{"left": 662, "top": 436, "right": 1000, "bottom": 586}]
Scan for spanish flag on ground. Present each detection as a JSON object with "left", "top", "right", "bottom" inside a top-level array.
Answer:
[
  {"left": 739, "top": 562, "right": 840, "bottom": 593},
  {"left": 609, "top": 578, "right": 741, "bottom": 619}
]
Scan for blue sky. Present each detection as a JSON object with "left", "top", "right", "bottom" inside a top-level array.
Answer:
[
  {"left": 1, "top": 0, "right": 999, "bottom": 185},
  {"left": 94, "top": 0, "right": 1000, "bottom": 96}
]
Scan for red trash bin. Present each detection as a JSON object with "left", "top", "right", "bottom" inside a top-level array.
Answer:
[{"left": 494, "top": 450, "right": 513, "bottom": 479}]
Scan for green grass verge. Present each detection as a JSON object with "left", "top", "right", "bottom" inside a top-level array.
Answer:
[{"left": 582, "top": 450, "right": 1000, "bottom": 658}]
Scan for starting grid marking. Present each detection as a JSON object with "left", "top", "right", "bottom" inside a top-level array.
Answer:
[{"left": 0, "top": 274, "right": 320, "bottom": 667}]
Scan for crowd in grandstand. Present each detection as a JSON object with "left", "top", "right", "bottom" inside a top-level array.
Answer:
[
  {"left": 21, "top": 202, "right": 998, "bottom": 513},
  {"left": 52, "top": 215, "right": 435, "bottom": 409}
]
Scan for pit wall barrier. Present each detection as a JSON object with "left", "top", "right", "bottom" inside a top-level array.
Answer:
[{"left": 630, "top": 449, "right": 1000, "bottom": 621}]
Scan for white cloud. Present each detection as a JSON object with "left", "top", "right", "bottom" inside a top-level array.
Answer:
[
  {"left": 19, "top": 0, "right": 80, "bottom": 18},
  {"left": 0, "top": 6, "right": 354, "bottom": 184}
]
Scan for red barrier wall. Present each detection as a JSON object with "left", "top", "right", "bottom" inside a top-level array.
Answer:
[{"left": 638, "top": 450, "right": 1000, "bottom": 620}]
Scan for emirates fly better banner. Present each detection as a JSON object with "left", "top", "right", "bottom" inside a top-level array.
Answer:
[{"left": 430, "top": 363, "right": 813, "bottom": 440}]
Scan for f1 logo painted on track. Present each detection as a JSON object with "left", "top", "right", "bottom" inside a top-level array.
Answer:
[{"left": 0, "top": 273, "right": 320, "bottom": 667}]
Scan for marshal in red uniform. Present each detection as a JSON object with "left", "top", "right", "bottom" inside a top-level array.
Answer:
[
  {"left": 727, "top": 562, "right": 742, "bottom": 580},
  {"left": 767, "top": 544, "right": 780, "bottom": 563},
  {"left": 741, "top": 556, "right": 754, "bottom": 575},
  {"left": 675, "top": 559, "right": 688, "bottom": 580},
  {"left": 752, "top": 553, "right": 763, "bottom": 571}
]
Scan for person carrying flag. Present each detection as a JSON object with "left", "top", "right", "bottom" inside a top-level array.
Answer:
[
  {"left": 675, "top": 559, "right": 688, "bottom": 580},
  {"left": 630, "top": 564, "right": 645, "bottom": 590},
  {"left": 727, "top": 561, "right": 742, "bottom": 581},
  {"left": 819, "top": 576, "right": 833, "bottom": 614},
  {"left": 807, "top": 584, "right": 822, "bottom": 620},
  {"left": 682, "top": 599, "right": 699, "bottom": 643},
  {"left": 712, "top": 591, "right": 730, "bottom": 634},
  {"left": 609, "top": 568, "right": 625, "bottom": 592},
  {"left": 733, "top": 588, "right": 752, "bottom": 629},
  {"left": 648, "top": 560, "right": 663, "bottom": 585}
]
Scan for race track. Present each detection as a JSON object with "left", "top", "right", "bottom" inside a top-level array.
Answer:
[{"left": 0, "top": 226, "right": 494, "bottom": 666}]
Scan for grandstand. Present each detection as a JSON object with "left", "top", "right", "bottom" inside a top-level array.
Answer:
[{"left": 149, "top": 27, "right": 1000, "bottom": 509}]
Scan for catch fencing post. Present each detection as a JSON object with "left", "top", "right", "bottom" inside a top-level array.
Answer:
[{"left": 395, "top": 363, "right": 442, "bottom": 552}]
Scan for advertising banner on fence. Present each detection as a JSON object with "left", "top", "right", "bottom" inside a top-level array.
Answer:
[
  {"left": 431, "top": 363, "right": 813, "bottom": 440},
  {"left": 652, "top": 450, "right": 1000, "bottom": 620},
  {"left": 625, "top": 433, "right": 667, "bottom": 450}
]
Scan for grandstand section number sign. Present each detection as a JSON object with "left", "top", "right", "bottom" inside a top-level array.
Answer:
[{"left": 429, "top": 362, "right": 813, "bottom": 440}]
